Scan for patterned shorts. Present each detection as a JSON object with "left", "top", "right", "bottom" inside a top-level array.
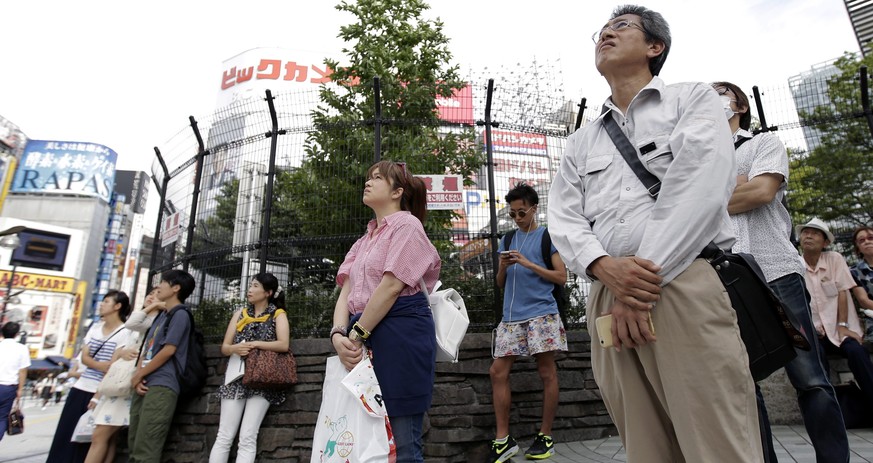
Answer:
[{"left": 493, "top": 313, "right": 568, "bottom": 358}]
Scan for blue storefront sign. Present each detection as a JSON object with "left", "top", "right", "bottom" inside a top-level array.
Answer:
[{"left": 12, "top": 140, "right": 117, "bottom": 203}]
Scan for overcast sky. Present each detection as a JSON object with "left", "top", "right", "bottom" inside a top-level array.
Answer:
[{"left": 1, "top": 0, "right": 860, "bottom": 232}]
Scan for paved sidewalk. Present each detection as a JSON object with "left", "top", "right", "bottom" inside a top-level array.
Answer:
[{"left": 549, "top": 425, "right": 873, "bottom": 462}]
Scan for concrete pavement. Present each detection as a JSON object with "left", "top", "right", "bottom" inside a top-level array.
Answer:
[
  {"left": 550, "top": 426, "right": 873, "bottom": 462},
  {"left": 4, "top": 395, "right": 873, "bottom": 462}
]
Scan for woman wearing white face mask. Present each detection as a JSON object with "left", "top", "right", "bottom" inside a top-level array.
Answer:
[{"left": 712, "top": 80, "right": 851, "bottom": 463}]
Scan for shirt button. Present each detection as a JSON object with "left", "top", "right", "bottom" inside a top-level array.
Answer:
[
  {"left": 626, "top": 187, "right": 631, "bottom": 191},
  {"left": 620, "top": 219, "right": 625, "bottom": 224}
]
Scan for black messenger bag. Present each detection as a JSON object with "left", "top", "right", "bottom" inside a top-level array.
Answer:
[
  {"left": 699, "top": 244, "right": 805, "bottom": 381},
  {"left": 601, "top": 111, "right": 809, "bottom": 381}
]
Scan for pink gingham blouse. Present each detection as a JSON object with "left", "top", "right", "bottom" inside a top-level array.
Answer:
[{"left": 337, "top": 211, "right": 441, "bottom": 315}]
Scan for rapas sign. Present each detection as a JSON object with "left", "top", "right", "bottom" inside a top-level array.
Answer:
[{"left": 12, "top": 140, "right": 118, "bottom": 203}]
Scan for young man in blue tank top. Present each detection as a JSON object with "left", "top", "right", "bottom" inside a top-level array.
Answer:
[{"left": 488, "top": 183, "right": 568, "bottom": 462}]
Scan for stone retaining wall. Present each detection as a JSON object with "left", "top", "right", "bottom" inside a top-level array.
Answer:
[
  {"left": 154, "top": 330, "right": 831, "bottom": 462},
  {"left": 161, "top": 331, "right": 613, "bottom": 462}
]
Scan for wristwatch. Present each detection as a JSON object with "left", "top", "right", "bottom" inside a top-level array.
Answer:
[
  {"left": 348, "top": 329, "right": 361, "bottom": 342},
  {"left": 837, "top": 322, "right": 850, "bottom": 328}
]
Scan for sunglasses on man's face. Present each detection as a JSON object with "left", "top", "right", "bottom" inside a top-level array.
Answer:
[{"left": 508, "top": 207, "right": 534, "bottom": 219}]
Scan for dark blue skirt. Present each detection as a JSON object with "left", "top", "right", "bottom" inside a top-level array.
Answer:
[{"left": 349, "top": 292, "right": 436, "bottom": 416}]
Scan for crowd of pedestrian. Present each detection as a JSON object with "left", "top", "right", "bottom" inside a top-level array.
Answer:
[{"left": 5, "top": 4, "right": 873, "bottom": 463}]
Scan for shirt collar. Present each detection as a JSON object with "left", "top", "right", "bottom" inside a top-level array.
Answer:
[
  {"left": 858, "top": 260, "right": 873, "bottom": 274},
  {"left": 734, "top": 128, "right": 753, "bottom": 142},
  {"left": 600, "top": 76, "right": 665, "bottom": 118},
  {"left": 805, "top": 253, "right": 829, "bottom": 272},
  {"left": 366, "top": 210, "right": 411, "bottom": 233}
]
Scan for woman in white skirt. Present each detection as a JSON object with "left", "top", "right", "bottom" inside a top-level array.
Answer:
[{"left": 85, "top": 289, "right": 164, "bottom": 463}]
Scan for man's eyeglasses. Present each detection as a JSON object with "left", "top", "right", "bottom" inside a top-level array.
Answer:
[
  {"left": 857, "top": 235, "right": 873, "bottom": 244},
  {"left": 508, "top": 207, "right": 534, "bottom": 219},
  {"left": 592, "top": 19, "right": 646, "bottom": 44}
]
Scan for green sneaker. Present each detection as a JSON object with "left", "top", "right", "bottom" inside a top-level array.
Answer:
[
  {"left": 525, "top": 433, "right": 555, "bottom": 460},
  {"left": 488, "top": 435, "right": 520, "bottom": 462}
]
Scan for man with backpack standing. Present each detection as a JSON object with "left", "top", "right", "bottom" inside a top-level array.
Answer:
[
  {"left": 488, "top": 183, "right": 568, "bottom": 462},
  {"left": 128, "top": 269, "right": 200, "bottom": 463}
]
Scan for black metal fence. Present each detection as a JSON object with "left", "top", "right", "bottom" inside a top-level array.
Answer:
[{"left": 148, "top": 60, "right": 873, "bottom": 341}]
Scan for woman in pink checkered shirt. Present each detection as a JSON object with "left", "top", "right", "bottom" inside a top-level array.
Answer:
[{"left": 331, "top": 160, "right": 441, "bottom": 463}]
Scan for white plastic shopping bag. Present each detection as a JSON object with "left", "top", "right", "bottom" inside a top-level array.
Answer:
[
  {"left": 311, "top": 356, "right": 396, "bottom": 463},
  {"left": 71, "top": 409, "right": 95, "bottom": 443}
]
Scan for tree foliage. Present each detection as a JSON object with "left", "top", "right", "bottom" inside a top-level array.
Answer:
[
  {"left": 787, "top": 52, "right": 873, "bottom": 228},
  {"left": 277, "top": 0, "right": 487, "bottom": 332},
  {"left": 188, "top": 0, "right": 488, "bottom": 334}
]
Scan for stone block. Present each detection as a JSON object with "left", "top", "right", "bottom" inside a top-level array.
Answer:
[
  {"left": 759, "top": 368, "right": 802, "bottom": 425},
  {"left": 431, "top": 384, "right": 476, "bottom": 405}
]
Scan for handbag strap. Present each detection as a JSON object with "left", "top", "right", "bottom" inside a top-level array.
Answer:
[{"left": 92, "top": 325, "right": 125, "bottom": 358}]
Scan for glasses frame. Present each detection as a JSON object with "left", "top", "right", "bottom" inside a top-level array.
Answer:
[
  {"left": 592, "top": 19, "right": 646, "bottom": 44},
  {"left": 508, "top": 206, "right": 535, "bottom": 219},
  {"left": 857, "top": 235, "right": 873, "bottom": 244}
]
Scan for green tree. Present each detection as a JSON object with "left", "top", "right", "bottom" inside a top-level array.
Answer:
[
  {"left": 189, "top": 0, "right": 489, "bottom": 335},
  {"left": 282, "top": 0, "right": 485, "bottom": 332},
  {"left": 788, "top": 52, "right": 873, "bottom": 228}
]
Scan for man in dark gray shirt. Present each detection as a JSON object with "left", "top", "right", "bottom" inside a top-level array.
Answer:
[{"left": 128, "top": 270, "right": 195, "bottom": 463}]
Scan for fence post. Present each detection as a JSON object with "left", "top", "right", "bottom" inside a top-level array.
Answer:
[
  {"left": 752, "top": 86, "right": 774, "bottom": 134},
  {"left": 374, "top": 77, "right": 382, "bottom": 163},
  {"left": 574, "top": 98, "right": 587, "bottom": 131},
  {"left": 479, "top": 79, "right": 502, "bottom": 323},
  {"left": 259, "top": 90, "right": 286, "bottom": 274},
  {"left": 184, "top": 116, "right": 208, "bottom": 272},
  {"left": 148, "top": 147, "right": 171, "bottom": 291},
  {"left": 859, "top": 66, "right": 873, "bottom": 140}
]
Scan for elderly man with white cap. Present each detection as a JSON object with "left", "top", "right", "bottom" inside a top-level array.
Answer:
[{"left": 799, "top": 218, "right": 873, "bottom": 414}]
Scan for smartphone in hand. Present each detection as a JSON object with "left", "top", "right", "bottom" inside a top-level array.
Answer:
[{"left": 595, "top": 314, "right": 655, "bottom": 348}]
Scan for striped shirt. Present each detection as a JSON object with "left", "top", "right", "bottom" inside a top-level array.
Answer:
[
  {"left": 337, "top": 211, "right": 441, "bottom": 314},
  {"left": 74, "top": 322, "right": 132, "bottom": 393}
]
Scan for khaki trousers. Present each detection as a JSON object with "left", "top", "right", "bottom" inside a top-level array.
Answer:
[{"left": 588, "top": 259, "right": 763, "bottom": 463}]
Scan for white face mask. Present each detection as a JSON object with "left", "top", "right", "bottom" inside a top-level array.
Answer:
[{"left": 720, "top": 95, "right": 736, "bottom": 121}]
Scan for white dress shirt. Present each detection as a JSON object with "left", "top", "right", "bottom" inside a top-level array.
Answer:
[{"left": 548, "top": 77, "right": 736, "bottom": 285}]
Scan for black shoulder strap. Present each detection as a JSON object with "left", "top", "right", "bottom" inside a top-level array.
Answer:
[
  {"left": 602, "top": 111, "right": 661, "bottom": 198},
  {"left": 503, "top": 229, "right": 516, "bottom": 251},
  {"left": 734, "top": 135, "right": 752, "bottom": 149},
  {"left": 167, "top": 306, "right": 195, "bottom": 374},
  {"left": 602, "top": 110, "right": 724, "bottom": 253},
  {"left": 541, "top": 228, "right": 554, "bottom": 270},
  {"left": 92, "top": 325, "right": 125, "bottom": 358}
]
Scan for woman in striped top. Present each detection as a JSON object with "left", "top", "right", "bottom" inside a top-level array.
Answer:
[{"left": 47, "top": 290, "right": 133, "bottom": 463}]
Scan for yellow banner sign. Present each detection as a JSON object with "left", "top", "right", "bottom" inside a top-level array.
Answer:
[
  {"left": 0, "top": 270, "right": 75, "bottom": 293},
  {"left": 64, "top": 281, "right": 88, "bottom": 359}
]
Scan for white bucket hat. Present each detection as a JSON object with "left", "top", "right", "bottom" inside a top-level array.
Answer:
[{"left": 796, "top": 217, "right": 835, "bottom": 243}]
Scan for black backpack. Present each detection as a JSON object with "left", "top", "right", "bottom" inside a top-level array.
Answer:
[
  {"left": 164, "top": 306, "right": 207, "bottom": 397},
  {"left": 503, "top": 228, "right": 570, "bottom": 324}
]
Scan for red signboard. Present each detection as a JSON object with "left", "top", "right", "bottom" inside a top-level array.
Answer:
[
  {"left": 491, "top": 130, "right": 548, "bottom": 156},
  {"left": 436, "top": 84, "right": 474, "bottom": 124}
]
